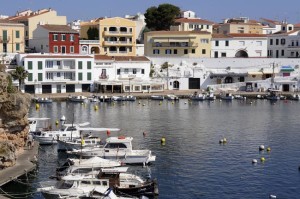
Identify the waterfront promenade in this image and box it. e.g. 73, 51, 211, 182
0, 142, 38, 188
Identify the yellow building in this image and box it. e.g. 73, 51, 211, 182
215, 18, 263, 34
144, 31, 211, 58
8, 8, 67, 47
0, 19, 25, 53
80, 17, 136, 56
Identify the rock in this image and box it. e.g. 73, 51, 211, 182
0, 141, 16, 169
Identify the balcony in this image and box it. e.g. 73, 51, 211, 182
0, 36, 10, 43
152, 42, 198, 48
103, 41, 132, 46
79, 40, 100, 45
104, 31, 133, 36
287, 44, 300, 49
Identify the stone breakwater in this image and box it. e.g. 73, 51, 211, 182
0, 65, 31, 169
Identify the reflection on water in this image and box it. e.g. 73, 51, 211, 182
2, 99, 300, 199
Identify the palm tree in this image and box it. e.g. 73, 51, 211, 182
10, 66, 28, 91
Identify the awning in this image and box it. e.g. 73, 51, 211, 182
261, 69, 279, 74
280, 66, 294, 72
248, 71, 263, 75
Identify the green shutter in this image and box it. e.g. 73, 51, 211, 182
78, 73, 82, 80
28, 61, 32, 70
38, 73, 43, 81
87, 72, 91, 80
16, 43, 20, 51
87, 61, 91, 69
16, 31, 20, 38
28, 73, 33, 81
38, 61, 43, 70
78, 61, 82, 69
2, 30, 7, 41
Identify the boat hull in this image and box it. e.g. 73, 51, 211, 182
115, 180, 159, 197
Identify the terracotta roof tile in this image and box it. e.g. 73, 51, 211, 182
175, 18, 214, 25
40, 24, 78, 33
261, 18, 281, 25
24, 55, 93, 59
146, 30, 211, 35
212, 33, 267, 39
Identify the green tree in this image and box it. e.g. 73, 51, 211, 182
10, 66, 28, 91
87, 27, 99, 40
144, 4, 180, 30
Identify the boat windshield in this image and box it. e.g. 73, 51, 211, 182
57, 180, 74, 189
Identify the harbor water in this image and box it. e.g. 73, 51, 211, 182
2, 99, 300, 199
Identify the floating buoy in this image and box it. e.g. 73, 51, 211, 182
143, 104, 146, 106
269, 194, 277, 199
259, 145, 265, 151
220, 99, 222, 102
252, 159, 258, 164
60, 115, 66, 121
81, 102, 83, 105
184, 102, 187, 104
55, 120, 59, 126
260, 157, 265, 162
250, 101, 253, 104
94, 105, 98, 110
122, 103, 125, 105
267, 147, 271, 152
161, 137, 166, 143
223, 138, 227, 143
219, 139, 224, 144
143, 132, 146, 137
138, 101, 141, 104
172, 102, 174, 104
106, 130, 111, 136
35, 103, 40, 109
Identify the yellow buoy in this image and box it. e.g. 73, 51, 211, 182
81, 102, 83, 105
55, 120, 59, 126
161, 137, 166, 143
35, 104, 40, 109
261, 157, 265, 162
267, 147, 271, 152
94, 105, 98, 110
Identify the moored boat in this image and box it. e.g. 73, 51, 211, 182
150, 95, 164, 100
69, 95, 88, 102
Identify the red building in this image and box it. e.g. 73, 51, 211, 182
31, 24, 80, 54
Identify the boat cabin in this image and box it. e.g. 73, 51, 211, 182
104, 137, 133, 152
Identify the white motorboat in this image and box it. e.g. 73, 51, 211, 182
34, 122, 120, 145
165, 94, 179, 100
57, 136, 103, 152
289, 94, 300, 100
206, 92, 216, 100
150, 95, 164, 100
69, 95, 88, 102
34, 97, 53, 103
99, 95, 112, 102
28, 117, 51, 133
56, 157, 122, 177
38, 167, 158, 198
190, 93, 206, 101
69, 136, 156, 165
220, 93, 234, 100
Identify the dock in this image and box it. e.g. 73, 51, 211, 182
0, 142, 39, 187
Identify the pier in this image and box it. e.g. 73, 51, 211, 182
0, 142, 39, 187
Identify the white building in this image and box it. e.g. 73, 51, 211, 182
125, 13, 146, 43
68, 19, 81, 32
267, 29, 300, 58
261, 18, 292, 34
170, 18, 214, 33
93, 55, 164, 93
179, 10, 197, 19
16, 53, 94, 94
211, 33, 268, 58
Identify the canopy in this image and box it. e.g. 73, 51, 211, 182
280, 66, 294, 72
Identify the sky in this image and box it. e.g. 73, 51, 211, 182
1, 0, 300, 24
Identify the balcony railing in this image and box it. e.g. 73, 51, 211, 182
79, 40, 100, 44
152, 42, 198, 47
104, 31, 133, 36
0, 36, 10, 43
103, 41, 132, 46
287, 44, 300, 48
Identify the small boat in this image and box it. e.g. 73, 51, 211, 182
289, 94, 300, 100
111, 96, 124, 101
165, 94, 179, 100
220, 93, 234, 100
80, 188, 138, 199
234, 95, 246, 100
38, 167, 158, 198
28, 117, 51, 133
57, 136, 103, 152
266, 90, 281, 101
150, 95, 164, 100
68, 136, 156, 165
56, 157, 122, 177
206, 92, 216, 100
88, 95, 99, 102
69, 95, 87, 102
99, 95, 112, 102
34, 97, 53, 103
122, 95, 136, 101
190, 92, 206, 101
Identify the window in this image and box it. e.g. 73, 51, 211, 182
46, 73, 53, 80
15, 30, 20, 38
57, 72, 61, 77
207, 25, 209, 29
141, 69, 145, 74
70, 46, 74, 53
16, 43, 20, 51
288, 26, 293, 31
174, 49, 177, 54
53, 34, 58, 41
53, 46, 58, 53
38, 61, 43, 70
61, 34, 66, 41
270, 39, 273, 45
276, 39, 279, 45
41, 44, 43, 50
38, 73, 43, 81
28, 73, 33, 81
78, 73, 82, 80
200, 39, 209, 43
239, 41, 245, 46
165, 49, 171, 54
225, 40, 229, 46
221, 52, 226, 57
78, 61, 82, 69
128, 47, 132, 52
184, 49, 188, 54
124, 69, 129, 74
153, 49, 160, 54
202, 49, 206, 54
87, 61, 92, 69
129, 28, 132, 33
281, 39, 285, 45
215, 40, 219, 46
281, 50, 285, 56
192, 49, 195, 54
117, 69, 120, 75
133, 68, 137, 74
28, 61, 32, 70
87, 72, 91, 80
70, 34, 74, 41
189, 24, 193, 29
